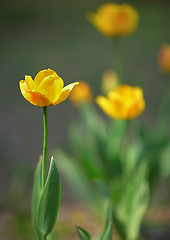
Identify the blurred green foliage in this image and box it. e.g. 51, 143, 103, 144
0, 0, 170, 239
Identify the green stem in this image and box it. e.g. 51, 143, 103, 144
157, 74, 170, 137
42, 106, 48, 189
112, 38, 123, 83
121, 120, 131, 178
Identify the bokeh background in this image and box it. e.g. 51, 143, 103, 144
0, 0, 170, 239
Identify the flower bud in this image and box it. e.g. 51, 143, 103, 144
101, 70, 119, 95
159, 44, 170, 74
69, 81, 92, 106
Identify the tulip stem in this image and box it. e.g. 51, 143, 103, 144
121, 120, 131, 177
112, 38, 123, 83
42, 106, 48, 189
157, 75, 170, 137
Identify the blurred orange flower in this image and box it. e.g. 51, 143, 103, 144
70, 81, 92, 106
19, 69, 79, 107
96, 85, 145, 120
101, 70, 118, 95
159, 44, 170, 74
87, 3, 139, 37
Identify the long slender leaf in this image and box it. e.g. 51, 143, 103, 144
100, 223, 112, 240
38, 157, 61, 237
55, 149, 101, 208
100, 200, 112, 239
47, 232, 55, 240
100, 200, 113, 240
32, 157, 42, 240
76, 226, 91, 240
116, 162, 149, 240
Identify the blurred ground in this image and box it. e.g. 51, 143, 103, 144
0, 202, 101, 240
0, 0, 170, 239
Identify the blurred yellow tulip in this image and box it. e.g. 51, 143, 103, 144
96, 85, 145, 120
101, 70, 119, 95
159, 44, 170, 74
69, 81, 92, 106
19, 69, 79, 107
87, 3, 139, 37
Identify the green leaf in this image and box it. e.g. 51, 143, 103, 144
112, 208, 126, 240
100, 200, 113, 240
100, 223, 112, 240
32, 157, 42, 240
47, 232, 55, 240
38, 157, 61, 237
69, 120, 106, 179
55, 150, 101, 208
104, 200, 112, 228
76, 227, 91, 240
116, 162, 149, 240
107, 120, 127, 160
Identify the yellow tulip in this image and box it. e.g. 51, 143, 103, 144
19, 69, 79, 107
87, 3, 139, 37
101, 70, 119, 95
96, 85, 145, 120
69, 81, 92, 106
159, 44, 170, 74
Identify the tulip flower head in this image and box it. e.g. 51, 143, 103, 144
159, 44, 170, 74
69, 81, 93, 106
101, 70, 119, 95
96, 85, 145, 120
19, 69, 79, 107
87, 3, 139, 37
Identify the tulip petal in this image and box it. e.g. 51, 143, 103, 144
127, 102, 140, 119
20, 80, 50, 106
38, 75, 61, 90
20, 80, 29, 92
23, 90, 50, 107
133, 87, 144, 99
53, 82, 79, 106
87, 3, 139, 37
103, 85, 145, 119
34, 69, 58, 85
41, 77, 64, 104
69, 81, 92, 106
96, 96, 121, 119
127, 96, 145, 119
108, 91, 125, 115
25, 75, 35, 90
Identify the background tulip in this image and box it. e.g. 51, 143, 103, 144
101, 70, 119, 95
96, 85, 145, 120
87, 3, 139, 37
69, 81, 92, 106
159, 44, 170, 74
